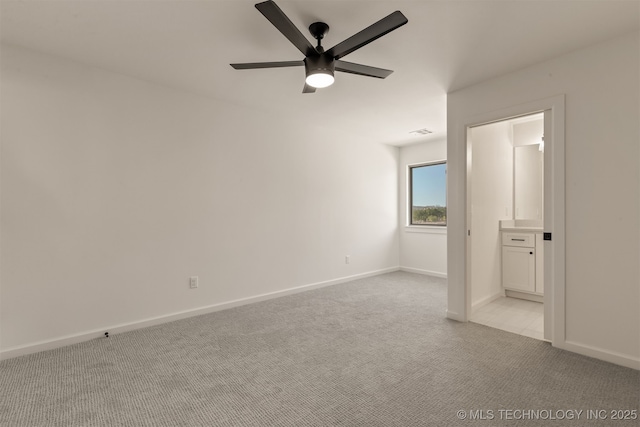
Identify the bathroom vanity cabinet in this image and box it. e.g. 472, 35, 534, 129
501, 230, 544, 297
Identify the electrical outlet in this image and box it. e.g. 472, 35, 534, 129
345, 255, 350, 264
189, 276, 198, 289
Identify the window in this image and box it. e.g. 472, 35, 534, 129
409, 162, 447, 226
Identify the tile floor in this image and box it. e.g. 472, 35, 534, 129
470, 296, 545, 341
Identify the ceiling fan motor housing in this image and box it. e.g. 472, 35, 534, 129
304, 54, 335, 77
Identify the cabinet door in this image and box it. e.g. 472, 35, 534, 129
502, 246, 535, 292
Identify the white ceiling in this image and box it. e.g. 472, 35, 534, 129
1, 0, 638, 146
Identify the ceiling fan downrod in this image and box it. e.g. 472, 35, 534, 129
308, 22, 329, 51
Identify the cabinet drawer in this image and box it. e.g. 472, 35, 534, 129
502, 232, 535, 248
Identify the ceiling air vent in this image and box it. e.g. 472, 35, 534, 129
409, 128, 433, 136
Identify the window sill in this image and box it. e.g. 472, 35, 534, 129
404, 226, 447, 234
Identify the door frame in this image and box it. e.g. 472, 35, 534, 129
460, 95, 565, 347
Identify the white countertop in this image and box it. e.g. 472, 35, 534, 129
499, 219, 543, 232
501, 227, 543, 232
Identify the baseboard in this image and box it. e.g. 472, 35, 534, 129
0, 266, 400, 360
446, 310, 466, 322
505, 289, 543, 303
471, 292, 502, 314
399, 266, 447, 278
561, 340, 640, 371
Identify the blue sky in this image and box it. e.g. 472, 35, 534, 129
412, 163, 446, 207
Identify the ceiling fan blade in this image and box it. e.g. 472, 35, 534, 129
302, 83, 316, 94
326, 11, 408, 60
230, 60, 304, 69
335, 60, 393, 79
255, 1, 317, 57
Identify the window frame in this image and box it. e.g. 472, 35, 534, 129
408, 161, 447, 228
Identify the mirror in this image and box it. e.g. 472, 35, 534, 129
514, 144, 543, 220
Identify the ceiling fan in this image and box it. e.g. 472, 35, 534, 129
230, 0, 408, 93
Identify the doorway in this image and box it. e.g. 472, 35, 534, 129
447, 94, 565, 349
467, 112, 545, 340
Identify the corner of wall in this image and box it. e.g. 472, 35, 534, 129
398, 138, 448, 278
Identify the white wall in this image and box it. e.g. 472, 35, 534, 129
469, 122, 513, 308
448, 32, 640, 368
512, 119, 543, 147
398, 139, 447, 277
0, 45, 400, 356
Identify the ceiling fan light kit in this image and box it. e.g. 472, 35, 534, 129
304, 55, 335, 88
230, 0, 408, 93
